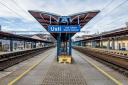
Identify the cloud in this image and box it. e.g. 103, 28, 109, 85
0, 0, 127, 36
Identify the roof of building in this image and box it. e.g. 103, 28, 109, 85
81, 35, 93, 39
29, 10, 100, 41
21, 34, 55, 41
80, 27, 128, 41
0, 31, 52, 43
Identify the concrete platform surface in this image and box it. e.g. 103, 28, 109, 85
74, 49, 128, 85
0, 48, 127, 85
0, 48, 55, 85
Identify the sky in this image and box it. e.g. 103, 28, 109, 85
0, 0, 128, 37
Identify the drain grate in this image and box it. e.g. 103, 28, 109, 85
42, 61, 87, 85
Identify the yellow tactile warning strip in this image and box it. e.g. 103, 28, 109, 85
78, 54, 123, 85
8, 54, 50, 85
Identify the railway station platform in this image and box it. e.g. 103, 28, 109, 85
0, 48, 127, 85
0, 3, 127, 85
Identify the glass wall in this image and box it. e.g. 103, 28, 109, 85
0, 39, 10, 52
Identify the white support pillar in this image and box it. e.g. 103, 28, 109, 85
107, 38, 110, 49
112, 37, 115, 50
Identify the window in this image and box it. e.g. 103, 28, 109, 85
122, 43, 125, 48
118, 43, 121, 49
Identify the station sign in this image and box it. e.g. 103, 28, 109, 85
48, 25, 80, 33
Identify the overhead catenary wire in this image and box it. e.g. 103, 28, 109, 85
12, 0, 27, 12
11, 0, 31, 17
94, 0, 128, 26
100, 0, 114, 11
9, 0, 49, 30
0, 0, 43, 34
100, 17, 128, 27
0, 0, 26, 19
85, 0, 114, 26
87, 0, 128, 34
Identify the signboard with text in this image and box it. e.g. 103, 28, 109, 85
48, 25, 80, 33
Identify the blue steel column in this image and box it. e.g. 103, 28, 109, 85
57, 34, 59, 56
65, 33, 68, 54
69, 34, 72, 56
66, 41, 67, 54
57, 33, 61, 60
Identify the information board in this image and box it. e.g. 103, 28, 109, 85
48, 25, 80, 33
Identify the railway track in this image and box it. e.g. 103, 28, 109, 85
73, 46, 128, 77
0, 46, 54, 71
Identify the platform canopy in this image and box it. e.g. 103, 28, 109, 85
29, 10, 100, 41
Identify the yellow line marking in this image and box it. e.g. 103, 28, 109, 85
78, 53, 123, 85
8, 54, 50, 85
